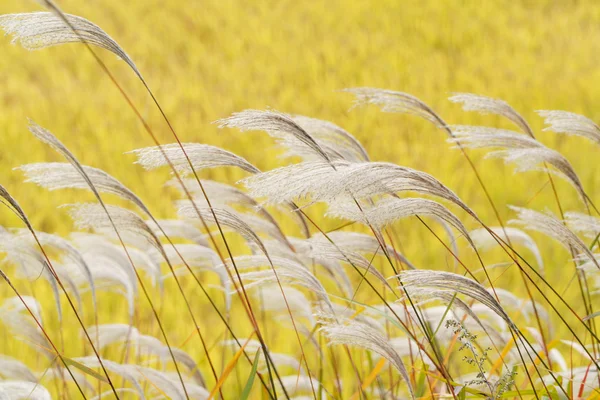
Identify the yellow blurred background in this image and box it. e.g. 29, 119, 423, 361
0, 0, 599, 396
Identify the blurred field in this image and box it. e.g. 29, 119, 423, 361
0, 0, 599, 397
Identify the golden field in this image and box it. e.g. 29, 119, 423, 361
0, 0, 599, 398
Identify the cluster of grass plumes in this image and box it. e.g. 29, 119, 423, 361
0, 2, 598, 400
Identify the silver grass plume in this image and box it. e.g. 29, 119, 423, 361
0, 355, 37, 382
243, 161, 474, 217
400, 287, 489, 335
147, 219, 208, 246
129, 143, 260, 175
538, 110, 600, 146
290, 115, 370, 162
73, 357, 145, 398
449, 93, 533, 136
310, 231, 416, 269
220, 255, 333, 311
0, 231, 62, 320
0, 307, 53, 360
0, 12, 141, 79
329, 197, 474, 247
470, 227, 544, 270
177, 202, 268, 256
395, 270, 514, 328
88, 324, 205, 386
303, 237, 392, 289
66, 203, 163, 253
0, 381, 51, 400
217, 109, 331, 163
318, 310, 414, 399
17, 162, 151, 216
564, 211, 600, 239
509, 206, 597, 267
344, 87, 445, 128
449, 125, 586, 200
13, 229, 97, 308
251, 284, 315, 326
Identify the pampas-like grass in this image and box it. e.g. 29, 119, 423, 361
538, 110, 600, 146
0, 380, 51, 400
449, 93, 533, 136
291, 115, 370, 162
449, 126, 586, 200
509, 206, 597, 266
129, 143, 260, 175
395, 270, 514, 327
470, 227, 544, 269
329, 197, 473, 247
217, 110, 331, 163
318, 310, 414, 399
0, 12, 141, 79
345, 87, 445, 128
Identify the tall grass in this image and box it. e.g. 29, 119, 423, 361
0, 2, 598, 399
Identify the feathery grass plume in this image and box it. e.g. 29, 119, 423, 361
289, 115, 370, 162
329, 197, 474, 247
0, 355, 37, 382
0, 12, 141, 79
0, 308, 53, 360
88, 324, 205, 386
402, 287, 491, 336
318, 310, 415, 399
311, 231, 416, 269
261, 237, 354, 296
146, 219, 208, 246
43, 367, 95, 393
509, 206, 597, 267
564, 211, 600, 238
17, 162, 151, 216
1, 296, 44, 327
244, 161, 475, 218
303, 237, 391, 288
66, 203, 163, 253
0, 381, 51, 400
449, 125, 587, 200
449, 93, 532, 136
538, 110, 600, 146
470, 227, 544, 270
74, 357, 145, 398
344, 87, 445, 128
0, 232, 63, 320
221, 255, 334, 311
177, 202, 269, 256
251, 284, 315, 326
217, 109, 332, 162
129, 143, 260, 175
395, 270, 514, 327
14, 229, 97, 309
